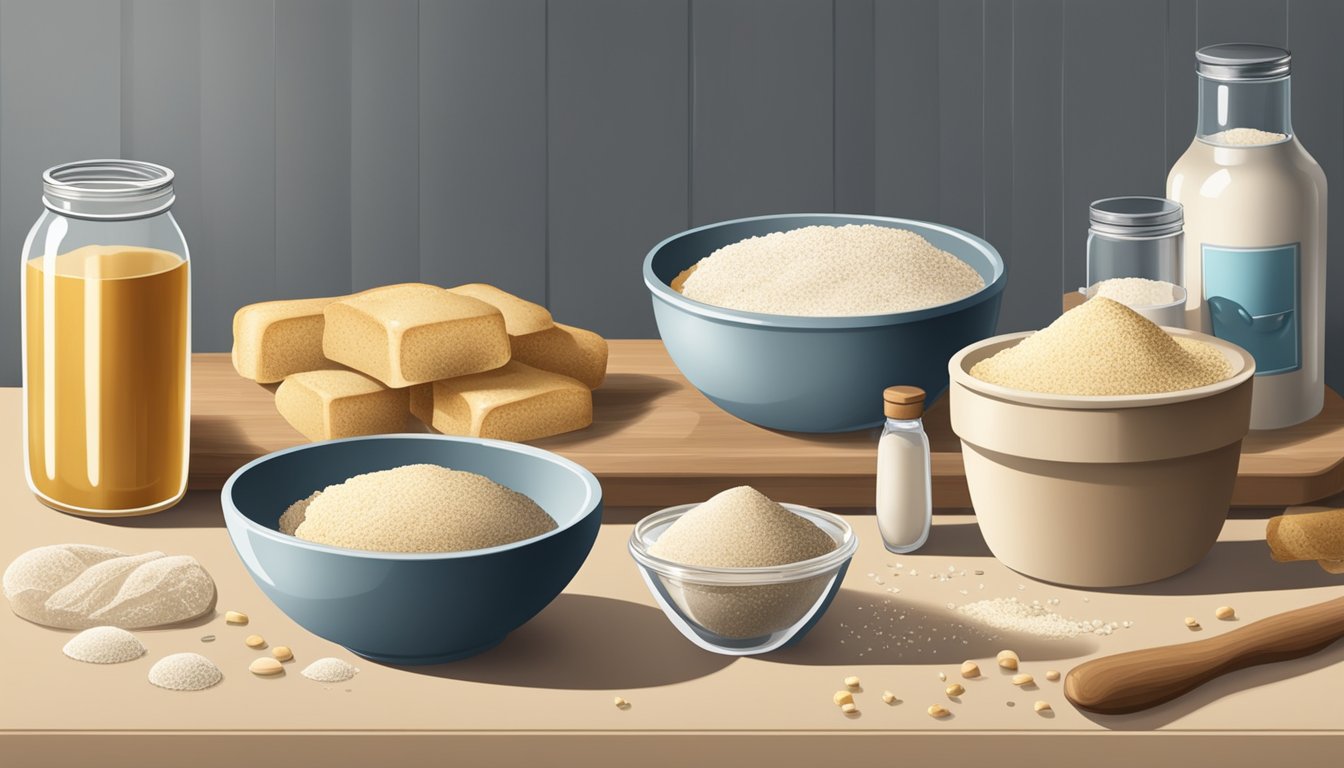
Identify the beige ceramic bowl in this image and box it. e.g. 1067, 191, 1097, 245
948, 328, 1255, 587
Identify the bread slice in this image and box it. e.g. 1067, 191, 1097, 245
275, 369, 409, 442
232, 296, 342, 383
509, 323, 609, 389
322, 283, 510, 388
422, 361, 592, 442
447, 283, 554, 336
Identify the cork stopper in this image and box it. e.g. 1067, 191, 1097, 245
884, 386, 925, 420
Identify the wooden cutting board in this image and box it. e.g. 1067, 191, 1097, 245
177, 341, 1344, 508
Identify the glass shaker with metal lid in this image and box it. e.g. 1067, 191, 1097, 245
1084, 196, 1187, 328
21, 159, 191, 516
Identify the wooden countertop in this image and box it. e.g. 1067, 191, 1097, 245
185, 344, 1344, 508
2, 480, 1342, 762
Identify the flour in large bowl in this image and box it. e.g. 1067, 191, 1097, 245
673, 224, 985, 316
279, 464, 556, 554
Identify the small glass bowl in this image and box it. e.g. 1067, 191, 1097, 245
628, 503, 858, 656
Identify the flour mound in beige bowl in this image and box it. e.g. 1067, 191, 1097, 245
280, 464, 556, 554
969, 297, 1231, 396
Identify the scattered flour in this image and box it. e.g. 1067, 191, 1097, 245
957, 598, 1123, 639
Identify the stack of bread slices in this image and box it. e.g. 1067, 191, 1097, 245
231, 283, 607, 443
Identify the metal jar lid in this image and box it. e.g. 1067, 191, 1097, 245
42, 159, 176, 221
1196, 43, 1291, 81
1088, 197, 1184, 238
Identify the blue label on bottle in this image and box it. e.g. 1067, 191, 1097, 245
1202, 243, 1300, 375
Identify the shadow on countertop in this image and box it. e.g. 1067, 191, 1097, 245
394, 593, 735, 688
534, 373, 681, 445
911, 519, 995, 558
84, 490, 227, 529
762, 587, 1098, 666
902, 517, 1342, 595
1092, 540, 1344, 596
1076, 637, 1344, 730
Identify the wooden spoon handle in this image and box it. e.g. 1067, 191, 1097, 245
1065, 595, 1344, 714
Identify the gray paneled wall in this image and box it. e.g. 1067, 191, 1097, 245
0, 0, 1341, 389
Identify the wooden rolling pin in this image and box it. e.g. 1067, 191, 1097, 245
1065, 595, 1344, 714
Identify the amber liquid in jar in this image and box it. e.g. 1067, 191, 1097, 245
24, 245, 189, 515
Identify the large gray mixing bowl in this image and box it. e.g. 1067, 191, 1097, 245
644, 213, 1006, 432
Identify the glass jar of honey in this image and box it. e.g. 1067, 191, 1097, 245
21, 160, 191, 516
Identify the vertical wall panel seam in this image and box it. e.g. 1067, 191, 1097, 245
346, 0, 354, 294
342, 0, 350, 292
544, 0, 551, 308
416, 0, 423, 282
1059, 0, 1066, 294
115, 2, 124, 156
687, 0, 694, 228
415, 0, 422, 285
936, 3, 943, 219
0, 7, 3, 340
1163, 0, 1169, 170
271, 0, 278, 296
120, 0, 132, 159
831, 0, 837, 213
981, 0, 987, 238
198, 2, 207, 283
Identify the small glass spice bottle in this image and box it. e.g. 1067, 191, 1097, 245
876, 386, 931, 554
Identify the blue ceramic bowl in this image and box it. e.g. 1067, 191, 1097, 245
644, 213, 1006, 432
221, 435, 602, 664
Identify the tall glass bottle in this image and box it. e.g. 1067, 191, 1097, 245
1167, 44, 1327, 430
22, 160, 191, 516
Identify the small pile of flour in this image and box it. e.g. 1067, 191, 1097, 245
63, 626, 146, 664
301, 657, 359, 683
148, 653, 222, 691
